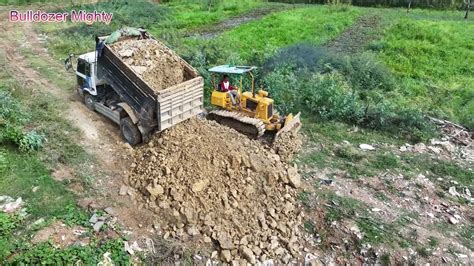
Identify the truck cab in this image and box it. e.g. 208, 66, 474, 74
75, 51, 105, 97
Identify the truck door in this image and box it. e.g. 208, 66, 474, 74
76, 59, 97, 95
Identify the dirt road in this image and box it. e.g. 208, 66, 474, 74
0, 9, 158, 241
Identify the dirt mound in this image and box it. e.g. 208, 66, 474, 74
129, 118, 305, 263
273, 132, 303, 163
111, 39, 185, 91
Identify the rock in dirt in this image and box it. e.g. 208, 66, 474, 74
104, 207, 116, 216
359, 144, 375, 151
119, 185, 129, 196
287, 166, 301, 188
89, 213, 98, 224
448, 186, 460, 197
0, 196, 23, 213
240, 246, 256, 264
191, 179, 208, 193
272, 131, 302, 162
110, 39, 186, 92
129, 118, 303, 262
93, 221, 104, 232
448, 216, 459, 225
146, 184, 164, 197
220, 250, 232, 263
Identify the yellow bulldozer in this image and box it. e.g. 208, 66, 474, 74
208, 65, 301, 140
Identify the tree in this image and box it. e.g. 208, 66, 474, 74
465, 0, 473, 19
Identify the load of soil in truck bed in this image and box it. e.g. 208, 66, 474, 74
110, 38, 186, 92
128, 117, 305, 263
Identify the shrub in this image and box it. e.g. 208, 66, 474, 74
261, 50, 435, 141
19, 131, 44, 152
0, 90, 44, 151
264, 45, 397, 94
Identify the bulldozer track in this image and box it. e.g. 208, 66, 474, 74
208, 110, 266, 138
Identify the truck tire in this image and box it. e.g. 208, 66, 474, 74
84, 94, 96, 111
120, 117, 142, 146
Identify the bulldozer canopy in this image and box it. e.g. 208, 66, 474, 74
208, 65, 256, 75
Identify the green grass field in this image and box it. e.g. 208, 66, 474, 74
201, 6, 362, 61
373, 9, 474, 128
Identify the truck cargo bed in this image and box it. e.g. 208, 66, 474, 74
96, 31, 204, 137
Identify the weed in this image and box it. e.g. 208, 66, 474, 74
10, 238, 129, 264
416, 246, 431, 258
379, 252, 391, 265
374, 191, 389, 202
428, 236, 439, 247
298, 191, 311, 206
19, 130, 44, 152
304, 220, 317, 235
61, 205, 90, 227
263, 57, 435, 140
370, 153, 400, 169
399, 239, 411, 248
0, 213, 19, 237
322, 192, 365, 222
357, 217, 394, 244
458, 225, 473, 250
211, 6, 362, 62
335, 146, 365, 162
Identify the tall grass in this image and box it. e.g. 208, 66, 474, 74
207, 6, 362, 62
372, 15, 474, 128
162, 0, 264, 30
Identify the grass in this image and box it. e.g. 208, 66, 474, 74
0, 146, 77, 217
321, 191, 401, 245
195, 6, 362, 62
163, 0, 265, 32
0, 23, 129, 262
300, 121, 408, 178
373, 9, 474, 128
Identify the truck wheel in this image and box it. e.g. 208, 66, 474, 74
84, 94, 96, 111
120, 117, 142, 146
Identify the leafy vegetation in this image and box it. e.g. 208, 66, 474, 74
262, 49, 436, 140
10, 239, 129, 265
0, 89, 44, 152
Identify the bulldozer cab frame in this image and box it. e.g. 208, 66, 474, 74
209, 65, 257, 96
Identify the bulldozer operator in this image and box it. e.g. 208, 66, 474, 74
218, 74, 239, 105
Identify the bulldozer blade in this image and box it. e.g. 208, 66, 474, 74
275, 112, 302, 139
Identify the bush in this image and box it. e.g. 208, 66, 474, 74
264, 45, 396, 93
19, 131, 44, 152
0, 90, 44, 151
262, 56, 435, 140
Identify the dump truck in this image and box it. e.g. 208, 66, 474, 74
65, 28, 204, 145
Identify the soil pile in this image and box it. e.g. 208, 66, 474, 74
273, 131, 303, 163
129, 118, 305, 263
111, 39, 185, 91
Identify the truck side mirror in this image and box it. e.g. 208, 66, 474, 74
64, 54, 76, 72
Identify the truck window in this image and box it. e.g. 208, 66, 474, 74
77, 59, 91, 76
77, 59, 86, 75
